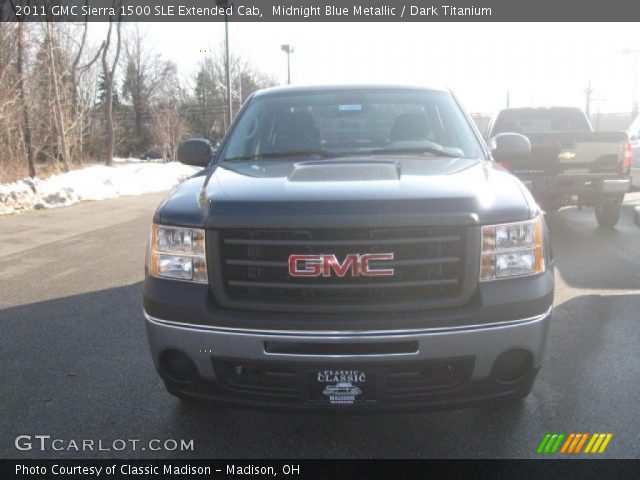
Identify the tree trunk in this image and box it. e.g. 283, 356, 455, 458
101, 18, 122, 166
17, 22, 36, 178
104, 91, 114, 166
46, 22, 70, 172
70, 21, 87, 165
135, 107, 142, 138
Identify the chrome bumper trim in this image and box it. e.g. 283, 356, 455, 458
143, 306, 553, 338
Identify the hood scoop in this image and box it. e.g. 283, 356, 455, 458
288, 160, 400, 182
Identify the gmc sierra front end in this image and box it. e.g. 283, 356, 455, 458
143, 85, 554, 412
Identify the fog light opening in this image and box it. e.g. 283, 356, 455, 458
159, 349, 198, 383
492, 348, 533, 384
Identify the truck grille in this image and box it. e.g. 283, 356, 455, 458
214, 226, 466, 309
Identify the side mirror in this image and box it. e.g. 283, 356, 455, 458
177, 138, 213, 167
634, 206, 640, 228
490, 132, 531, 162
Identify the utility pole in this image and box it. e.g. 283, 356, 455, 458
590, 97, 607, 131
202, 73, 208, 138
281, 44, 294, 85
622, 49, 640, 119
224, 10, 232, 126
584, 81, 593, 118
217, 0, 233, 128
506, 90, 510, 108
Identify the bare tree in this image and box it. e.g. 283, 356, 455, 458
1, 17, 280, 182
101, 7, 122, 166
151, 62, 190, 162
0, 23, 24, 182
122, 26, 171, 146
16, 21, 36, 178
70, 17, 89, 110
45, 22, 71, 171
70, 18, 104, 164
189, 46, 276, 140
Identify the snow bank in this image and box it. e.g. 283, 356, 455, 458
0, 160, 199, 216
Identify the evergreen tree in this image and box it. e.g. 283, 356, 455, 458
96, 71, 120, 109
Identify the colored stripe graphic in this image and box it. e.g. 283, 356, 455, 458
539, 433, 613, 454
550, 434, 565, 453
544, 434, 558, 453
574, 433, 589, 453
584, 433, 599, 453
585, 433, 614, 454
598, 434, 613, 453
537, 434, 552, 453
537, 433, 565, 453
567, 433, 583, 453
560, 433, 575, 453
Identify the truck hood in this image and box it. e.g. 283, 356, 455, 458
154, 157, 535, 228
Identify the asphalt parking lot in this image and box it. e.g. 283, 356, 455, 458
1, 192, 639, 459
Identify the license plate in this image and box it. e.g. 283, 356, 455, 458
309, 369, 375, 405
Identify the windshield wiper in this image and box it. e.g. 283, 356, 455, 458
225, 149, 339, 162
368, 147, 460, 158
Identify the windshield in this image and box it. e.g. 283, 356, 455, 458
492, 109, 591, 135
220, 89, 484, 161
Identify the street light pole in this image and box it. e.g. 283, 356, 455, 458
584, 80, 593, 118
225, 13, 232, 125
217, 0, 233, 128
622, 48, 640, 119
281, 44, 294, 85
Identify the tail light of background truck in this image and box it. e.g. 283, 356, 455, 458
623, 140, 633, 172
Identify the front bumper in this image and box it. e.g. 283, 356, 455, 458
144, 305, 552, 412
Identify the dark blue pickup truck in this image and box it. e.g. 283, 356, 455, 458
143, 85, 554, 412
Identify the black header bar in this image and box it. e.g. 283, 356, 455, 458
1, 0, 640, 22
2, 459, 640, 480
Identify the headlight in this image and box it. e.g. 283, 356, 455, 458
480, 215, 545, 281
148, 225, 208, 283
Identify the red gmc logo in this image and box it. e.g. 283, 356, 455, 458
288, 253, 395, 277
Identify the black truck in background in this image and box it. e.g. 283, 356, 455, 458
486, 107, 632, 227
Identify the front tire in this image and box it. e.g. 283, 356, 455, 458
595, 198, 622, 228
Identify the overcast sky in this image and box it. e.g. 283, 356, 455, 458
94, 22, 640, 114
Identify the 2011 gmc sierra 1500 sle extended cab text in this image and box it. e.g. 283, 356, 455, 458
143, 85, 554, 412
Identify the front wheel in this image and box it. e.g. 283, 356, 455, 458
595, 198, 623, 228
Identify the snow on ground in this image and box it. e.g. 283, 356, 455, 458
0, 159, 199, 216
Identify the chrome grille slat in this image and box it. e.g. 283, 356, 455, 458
224, 257, 461, 268
227, 279, 459, 290
223, 235, 461, 247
